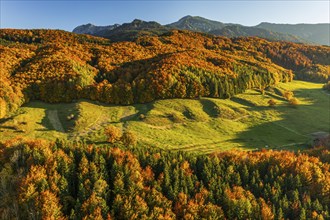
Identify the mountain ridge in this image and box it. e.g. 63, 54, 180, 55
256, 22, 330, 45
72, 16, 329, 45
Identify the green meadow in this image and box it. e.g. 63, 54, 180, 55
1, 80, 329, 153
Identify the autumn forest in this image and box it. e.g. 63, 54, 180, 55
0, 25, 330, 220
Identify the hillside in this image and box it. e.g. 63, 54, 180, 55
1, 81, 329, 153
72, 23, 120, 35
0, 29, 329, 119
257, 22, 330, 46
1, 26, 330, 220
94, 19, 170, 42
210, 25, 304, 43
1, 136, 329, 219
166, 15, 227, 32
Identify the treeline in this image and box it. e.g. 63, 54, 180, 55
0, 29, 329, 118
0, 138, 329, 219
323, 81, 330, 92
231, 37, 330, 82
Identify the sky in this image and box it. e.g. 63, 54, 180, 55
1, 0, 329, 31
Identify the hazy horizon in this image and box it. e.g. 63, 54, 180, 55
1, 1, 329, 31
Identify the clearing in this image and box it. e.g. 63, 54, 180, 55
1, 80, 329, 153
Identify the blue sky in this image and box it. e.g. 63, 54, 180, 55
1, 1, 329, 31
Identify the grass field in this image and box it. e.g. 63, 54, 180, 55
1, 80, 329, 153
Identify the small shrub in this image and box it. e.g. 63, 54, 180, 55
139, 114, 145, 120
268, 99, 277, 107
282, 91, 294, 100
104, 125, 122, 143
323, 81, 330, 91
121, 130, 137, 146
289, 98, 299, 106
168, 113, 184, 123
67, 114, 75, 120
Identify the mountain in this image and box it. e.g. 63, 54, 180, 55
257, 22, 330, 45
166, 15, 228, 32
210, 25, 305, 43
95, 19, 169, 41
73, 16, 329, 44
72, 23, 119, 35
73, 19, 169, 42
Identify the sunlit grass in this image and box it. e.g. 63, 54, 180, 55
1, 81, 328, 153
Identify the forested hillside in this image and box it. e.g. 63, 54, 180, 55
1, 29, 329, 118
0, 138, 329, 219
257, 22, 330, 46
1, 28, 330, 220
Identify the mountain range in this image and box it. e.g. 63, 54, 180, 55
73, 15, 329, 45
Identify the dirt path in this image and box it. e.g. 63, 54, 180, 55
233, 115, 250, 122
48, 110, 64, 132
120, 108, 140, 129
321, 91, 330, 96
279, 142, 305, 148
145, 123, 180, 130
272, 122, 308, 137
70, 114, 110, 140
171, 140, 227, 151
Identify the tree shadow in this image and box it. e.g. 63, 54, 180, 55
25, 101, 79, 133
232, 87, 330, 150
264, 91, 287, 102
199, 98, 220, 118
120, 102, 154, 123
230, 97, 256, 107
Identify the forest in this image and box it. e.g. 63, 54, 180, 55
0, 137, 329, 219
1, 29, 329, 118
0, 29, 330, 220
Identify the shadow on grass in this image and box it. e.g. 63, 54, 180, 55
230, 97, 256, 107
120, 102, 154, 122
199, 98, 219, 118
264, 91, 287, 102
25, 101, 79, 133
0, 112, 24, 124
232, 87, 329, 151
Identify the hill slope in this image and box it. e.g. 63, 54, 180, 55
257, 22, 330, 45
210, 25, 305, 43
166, 15, 227, 32
0, 29, 329, 119
95, 19, 169, 41
1, 81, 328, 152
72, 23, 120, 35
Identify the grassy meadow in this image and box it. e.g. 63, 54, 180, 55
1, 80, 329, 153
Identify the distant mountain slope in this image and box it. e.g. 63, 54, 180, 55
96, 19, 169, 41
257, 22, 330, 45
73, 17, 307, 43
166, 15, 227, 32
210, 25, 306, 43
72, 16, 329, 44
72, 23, 120, 35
